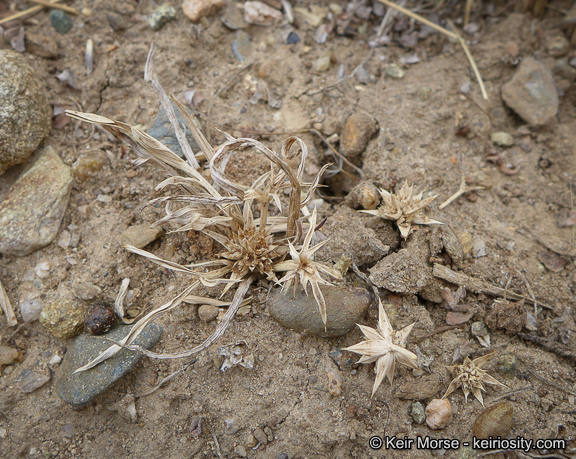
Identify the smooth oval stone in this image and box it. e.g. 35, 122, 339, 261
56, 323, 162, 406
0, 146, 72, 256
49, 10, 73, 35
267, 285, 370, 338
472, 402, 513, 439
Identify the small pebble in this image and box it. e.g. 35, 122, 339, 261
20, 298, 43, 322
340, 113, 379, 159
294, 5, 327, 26
106, 12, 125, 31
490, 131, 514, 147
232, 31, 252, 62
386, 63, 406, 79
97, 194, 112, 203
471, 321, 490, 347
346, 181, 380, 210
0, 345, 19, 365
17, 369, 50, 393
268, 285, 370, 338
147, 4, 176, 31
472, 402, 513, 439
49, 354, 62, 366
326, 368, 342, 396
121, 224, 163, 249
0, 427, 6, 439
73, 282, 102, 301
495, 354, 517, 378
328, 348, 355, 371
234, 445, 247, 457
220, 2, 246, 29
198, 304, 219, 322
244, 1, 283, 26
425, 399, 453, 429
471, 238, 486, 258
286, 31, 300, 45
85, 303, 117, 335
183, 0, 224, 22
460, 81, 472, 94
546, 35, 569, 57
410, 402, 426, 424
253, 426, 268, 445
313, 55, 331, 73
40, 298, 85, 340
50, 10, 73, 35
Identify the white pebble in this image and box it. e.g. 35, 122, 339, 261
49, 354, 62, 366
34, 262, 50, 278
20, 298, 43, 322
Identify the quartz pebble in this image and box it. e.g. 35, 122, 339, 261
244, 1, 282, 26
183, 0, 224, 22
490, 132, 514, 147
425, 399, 452, 429
20, 298, 43, 322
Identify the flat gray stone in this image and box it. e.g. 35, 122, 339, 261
0, 50, 51, 174
56, 323, 162, 406
267, 285, 370, 338
501, 58, 559, 125
0, 146, 72, 256
148, 103, 200, 158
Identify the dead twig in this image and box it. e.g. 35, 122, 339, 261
0, 0, 63, 25
413, 324, 467, 342
432, 264, 553, 310
518, 334, 576, 369
28, 0, 78, 15
439, 175, 484, 210
0, 278, 17, 327
446, 19, 488, 100
375, 0, 457, 39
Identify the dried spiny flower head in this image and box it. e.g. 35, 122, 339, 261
344, 300, 419, 397
443, 353, 506, 406
274, 208, 342, 326
361, 181, 442, 239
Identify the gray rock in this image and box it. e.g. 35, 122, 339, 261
148, 103, 201, 158
120, 223, 163, 249
0, 50, 51, 174
198, 304, 219, 322
147, 5, 176, 31
49, 10, 73, 35
56, 323, 162, 406
267, 285, 371, 338
17, 369, 50, 393
501, 58, 559, 125
0, 146, 72, 256
340, 112, 379, 159
410, 402, 426, 424
232, 31, 252, 62
106, 12, 126, 32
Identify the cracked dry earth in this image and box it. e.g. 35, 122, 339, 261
1, 1, 576, 458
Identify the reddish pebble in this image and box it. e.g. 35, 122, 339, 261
425, 399, 453, 429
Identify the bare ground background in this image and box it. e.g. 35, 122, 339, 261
1, 0, 576, 458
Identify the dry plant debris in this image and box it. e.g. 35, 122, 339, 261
443, 353, 506, 406
360, 181, 442, 239
344, 300, 419, 397
64, 72, 342, 372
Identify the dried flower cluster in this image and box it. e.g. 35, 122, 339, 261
443, 353, 506, 406
344, 300, 419, 397
361, 181, 442, 239
64, 49, 341, 372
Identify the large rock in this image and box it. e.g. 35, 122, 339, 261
0, 50, 51, 174
501, 58, 559, 125
267, 285, 371, 337
56, 323, 163, 406
0, 146, 72, 256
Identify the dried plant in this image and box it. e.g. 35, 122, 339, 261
64, 45, 341, 373
361, 181, 442, 239
443, 353, 506, 406
344, 300, 419, 397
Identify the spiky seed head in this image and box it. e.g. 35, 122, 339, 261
221, 228, 278, 280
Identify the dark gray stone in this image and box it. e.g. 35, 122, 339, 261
267, 285, 370, 338
49, 10, 73, 35
501, 58, 559, 125
56, 323, 162, 406
148, 103, 201, 158
0, 50, 51, 174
